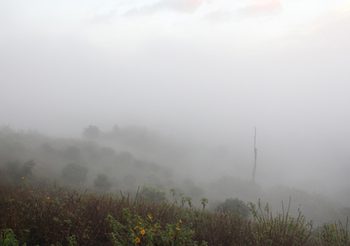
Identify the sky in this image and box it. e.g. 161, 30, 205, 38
1, 0, 350, 191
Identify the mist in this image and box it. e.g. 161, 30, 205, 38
1, 0, 350, 226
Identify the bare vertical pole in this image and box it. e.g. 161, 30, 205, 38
252, 127, 258, 183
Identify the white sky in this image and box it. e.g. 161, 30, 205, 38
1, 0, 350, 190
1, 0, 350, 134
2, 0, 350, 47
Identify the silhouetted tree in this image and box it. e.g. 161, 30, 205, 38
83, 125, 100, 139
62, 146, 81, 162
94, 174, 112, 191
61, 163, 88, 185
22, 160, 36, 177
2, 160, 36, 183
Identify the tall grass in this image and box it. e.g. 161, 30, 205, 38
0, 183, 348, 245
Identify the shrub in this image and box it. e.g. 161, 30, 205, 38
315, 220, 350, 245
215, 198, 250, 218
94, 174, 112, 191
249, 200, 313, 245
2, 183, 348, 246
0, 229, 19, 246
107, 208, 206, 246
61, 163, 88, 185
2, 160, 36, 184
139, 186, 167, 203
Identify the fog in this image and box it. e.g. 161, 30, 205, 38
1, 0, 350, 223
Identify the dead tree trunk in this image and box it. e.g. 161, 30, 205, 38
252, 127, 258, 183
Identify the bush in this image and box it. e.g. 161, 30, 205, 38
139, 186, 167, 203
249, 200, 313, 245
107, 208, 206, 246
1, 160, 36, 184
61, 163, 88, 185
94, 174, 112, 191
215, 198, 250, 218
2, 183, 349, 246
314, 220, 350, 245
0, 229, 19, 246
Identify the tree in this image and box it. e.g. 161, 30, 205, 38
62, 146, 81, 162
61, 163, 88, 185
3, 160, 36, 183
83, 125, 100, 139
21, 160, 36, 177
94, 174, 112, 191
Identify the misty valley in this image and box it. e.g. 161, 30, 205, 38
2, 0, 350, 244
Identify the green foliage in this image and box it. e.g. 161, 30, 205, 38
178, 194, 193, 208
0, 229, 19, 246
139, 186, 167, 203
315, 220, 350, 245
216, 198, 250, 218
1, 183, 350, 246
107, 208, 205, 246
200, 198, 208, 210
66, 235, 78, 246
168, 188, 183, 205
249, 200, 313, 245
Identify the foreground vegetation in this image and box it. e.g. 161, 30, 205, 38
0, 183, 349, 246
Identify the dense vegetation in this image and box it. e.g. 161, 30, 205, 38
1, 183, 349, 245
1, 127, 350, 245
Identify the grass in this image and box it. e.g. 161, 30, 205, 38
0, 183, 349, 246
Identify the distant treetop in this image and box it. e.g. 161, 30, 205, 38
83, 125, 100, 139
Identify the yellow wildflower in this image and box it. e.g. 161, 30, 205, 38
134, 237, 141, 244
140, 229, 146, 236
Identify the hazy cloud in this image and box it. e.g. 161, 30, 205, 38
204, 0, 282, 22
125, 0, 205, 16
239, 0, 282, 16
204, 10, 234, 21
1, 0, 350, 193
